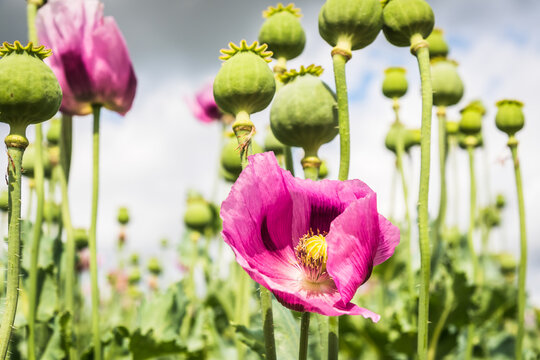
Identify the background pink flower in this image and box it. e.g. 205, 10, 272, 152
186, 83, 221, 123
221, 152, 400, 321
36, 0, 137, 116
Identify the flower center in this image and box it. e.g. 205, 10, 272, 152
295, 230, 328, 282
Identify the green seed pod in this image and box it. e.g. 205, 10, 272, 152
213, 40, 276, 115
221, 134, 263, 180
459, 101, 485, 135
458, 132, 483, 150
495, 99, 525, 136
74, 228, 89, 251
426, 28, 449, 59
382, 0, 435, 47
184, 199, 213, 231
431, 58, 464, 107
318, 0, 383, 52
0, 190, 8, 212
385, 122, 419, 153
48, 145, 60, 167
0, 42, 62, 134
495, 193, 506, 209
446, 121, 459, 136
128, 268, 141, 285
406, 129, 421, 150
147, 257, 162, 276
130, 253, 140, 266
117, 206, 130, 225
480, 206, 501, 228
22, 143, 52, 178
264, 127, 285, 155
382, 67, 408, 99
318, 160, 329, 179
270, 65, 338, 156
259, 4, 306, 61
496, 252, 516, 277
43, 201, 61, 223
46, 118, 61, 145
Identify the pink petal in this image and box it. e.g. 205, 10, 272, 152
374, 215, 400, 266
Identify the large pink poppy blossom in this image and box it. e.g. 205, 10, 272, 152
36, 0, 137, 116
186, 83, 221, 123
221, 152, 400, 321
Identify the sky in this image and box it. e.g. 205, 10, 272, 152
0, 0, 539, 301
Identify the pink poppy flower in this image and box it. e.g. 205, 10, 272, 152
186, 83, 221, 123
221, 153, 399, 321
36, 0, 137, 116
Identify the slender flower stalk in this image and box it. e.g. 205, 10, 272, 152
299, 312, 310, 360
411, 33, 433, 360
434, 107, 447, 257
88, 104, 103, 360
26, 2, 46, 359
509, 139, 527, 359
332, 51, 351, 182
0, 134, 28, 359
328, 316, 339, 360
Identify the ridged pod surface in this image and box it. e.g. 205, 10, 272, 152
318, 0, 383, 51
495, 99, 525, 136
382, 67, 408, 99
382, 0, 434, 47
270, 65, 338, 155
213, 40, 275, 115
0, 42, 62, 131
431, 58, 464, 107
259, 3, 306, 60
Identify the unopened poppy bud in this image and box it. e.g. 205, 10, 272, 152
426, 28, 448, 59
184, 199, 213, 232
214, 40, 276, 115
495, 194, 506, 209
117, 206, 130, 225
459, 101, 485, 135
0, 41, 62, 134
495, 99, 525, 137
431, 58, 464, 107
147, 257, 162, 276
318, 0, 383, 53
46, 118, 61, 145
259, 4, 306, 61
271, 65, 338, 157
44, 201, 61, 223
0, 191, 8, 212
221, 134, 263, 180
382, 0, 434, 47
382, 67, 407, 99
74, 228, 89, 251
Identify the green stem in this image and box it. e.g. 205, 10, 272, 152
466, 145, 480, 282
396, 142, 414, 296
328, 316, 339, 360
510, 141, 527, 360
427, 278, 453, 360
332, 53, 350, 182
27, 183, 34, 220
27, 123, 45, 360
299, 312, 310, 360
434, 107, 447, 266
316, 314, 329, 359
89, 104, 102, 360
260, 287, 277, 360
59, 117, 77, 360
412, 33, 433, 360
303, 165, 319, 181
61, 114, 73, 180
284, 146, 295, 176
0, 134, 28, 360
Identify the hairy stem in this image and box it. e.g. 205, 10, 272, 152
332, 53, 351, 182
299, 312, 310, 360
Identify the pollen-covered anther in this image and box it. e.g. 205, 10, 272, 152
295, 230, 328, 282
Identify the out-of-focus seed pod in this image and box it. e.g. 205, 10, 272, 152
46, 118, 61, 145
431, 58, 464, 107
446, 121, 459, 136
264, 127, 285, 155
459, 101, 485, 135
495, 99, 525, 137
184, 198, 213, 232
259, 3, 306, 61
43, 201, 61, 223
382, 67, 408, 99
0, 191, 8, 212
22, 143, 52, 178
117, 206, 130, 225
318, 160, 329, 179
128, 268, 141, 286
495, 194, 506, 209
74, 228, 89, 251
425, 28, 448, 59
221, 134, 264, 181
147, 257, 162, 276
130, 253, 139, 266
385, 122, 419, 153
382, 0, 434, 47
458, 132, 483, 150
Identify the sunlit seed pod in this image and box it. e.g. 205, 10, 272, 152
382, 67, 408, 99
318, 160, 329, 179
46, 118, 61, 145
495, 193, 506, 209
21, 143, 52, 179
264, 127, 285, 156
0, 42, 62, 131
0, 191, 8, 212
259, 3, 306, 61
405, 129, 421, 150
184, 199, 213, 232
445, 121, 459, 136
147, 257, 162, 276
431, 58, 464, 107
74, 228, 89, 251
117, 206, 130, 225
270, 65, 338, 156
495, 99, 525, 136
382, 0, 435, 47
213, 40, 276, 115
425, 28, 449, 59
459, 101, 485, 135
43, 201, 61, 224
221, 134, 263, 179
318, 0, 383, 51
